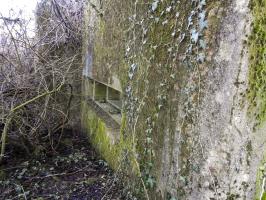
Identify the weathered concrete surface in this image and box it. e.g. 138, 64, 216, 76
81, 0, 266, 199
186, 0, 266, 198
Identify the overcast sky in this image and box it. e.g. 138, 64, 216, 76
0, 0, 38, 17
0, 0, 39, 36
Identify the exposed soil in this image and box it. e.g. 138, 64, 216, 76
0, 131, 134, 200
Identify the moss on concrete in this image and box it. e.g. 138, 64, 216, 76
255, 152, 266, 200
249, 1, 266, 197
82, 102, 117, 168
248, 0, 266, 126
81, 100, 137, 171
82, 0, 226, 199
92, 1, 129, 86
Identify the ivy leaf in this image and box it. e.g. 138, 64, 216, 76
191, 29, 199, 43
128, 72, 133, 79
187, 11, 195, 29
146, 176, 156, 188
187, 15, 193, 28
179, 176, 186, 183
162, 20, 168, 25
143, 28, 148, 36
179, 33, 186, 43
186, 44, 193, 53
171, 31, 176, 37
192, 164, 200, 173
126, 86, 132, 94
197, 53, 206, 63
168, 47, 173, 52
201, 0, 206, 5
160, 82, 166, 87
199, 0, 206, 9
166, 6, 172, 12
155, 17, 160, 23
146, 137, 153, 144
131, 63, 137, 71
199, 39, 206, 49
151, 1, 159, 12
145, 128, 152, 134
152, 45, 158, 50
170, 197, 178, 200
199, 11, 206, 20
148, 162, 153, 168
199, 19, 208, 31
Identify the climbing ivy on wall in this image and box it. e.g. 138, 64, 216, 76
85, 0, 264, 198
123, 0, 210, 198
89, 0, 227, 198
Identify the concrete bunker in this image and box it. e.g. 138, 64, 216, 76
85, 76, 122, 128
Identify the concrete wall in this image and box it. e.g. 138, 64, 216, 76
81, 0, 266, 199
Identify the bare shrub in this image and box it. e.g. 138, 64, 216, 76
0, 0, 84, 162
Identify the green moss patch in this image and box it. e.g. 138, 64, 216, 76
81, 101, 136, 170
248, 0, 266, 125
255, 151, 266, 200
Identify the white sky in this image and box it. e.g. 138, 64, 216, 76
0, 0, 39, 36
0, 0, 38, 18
